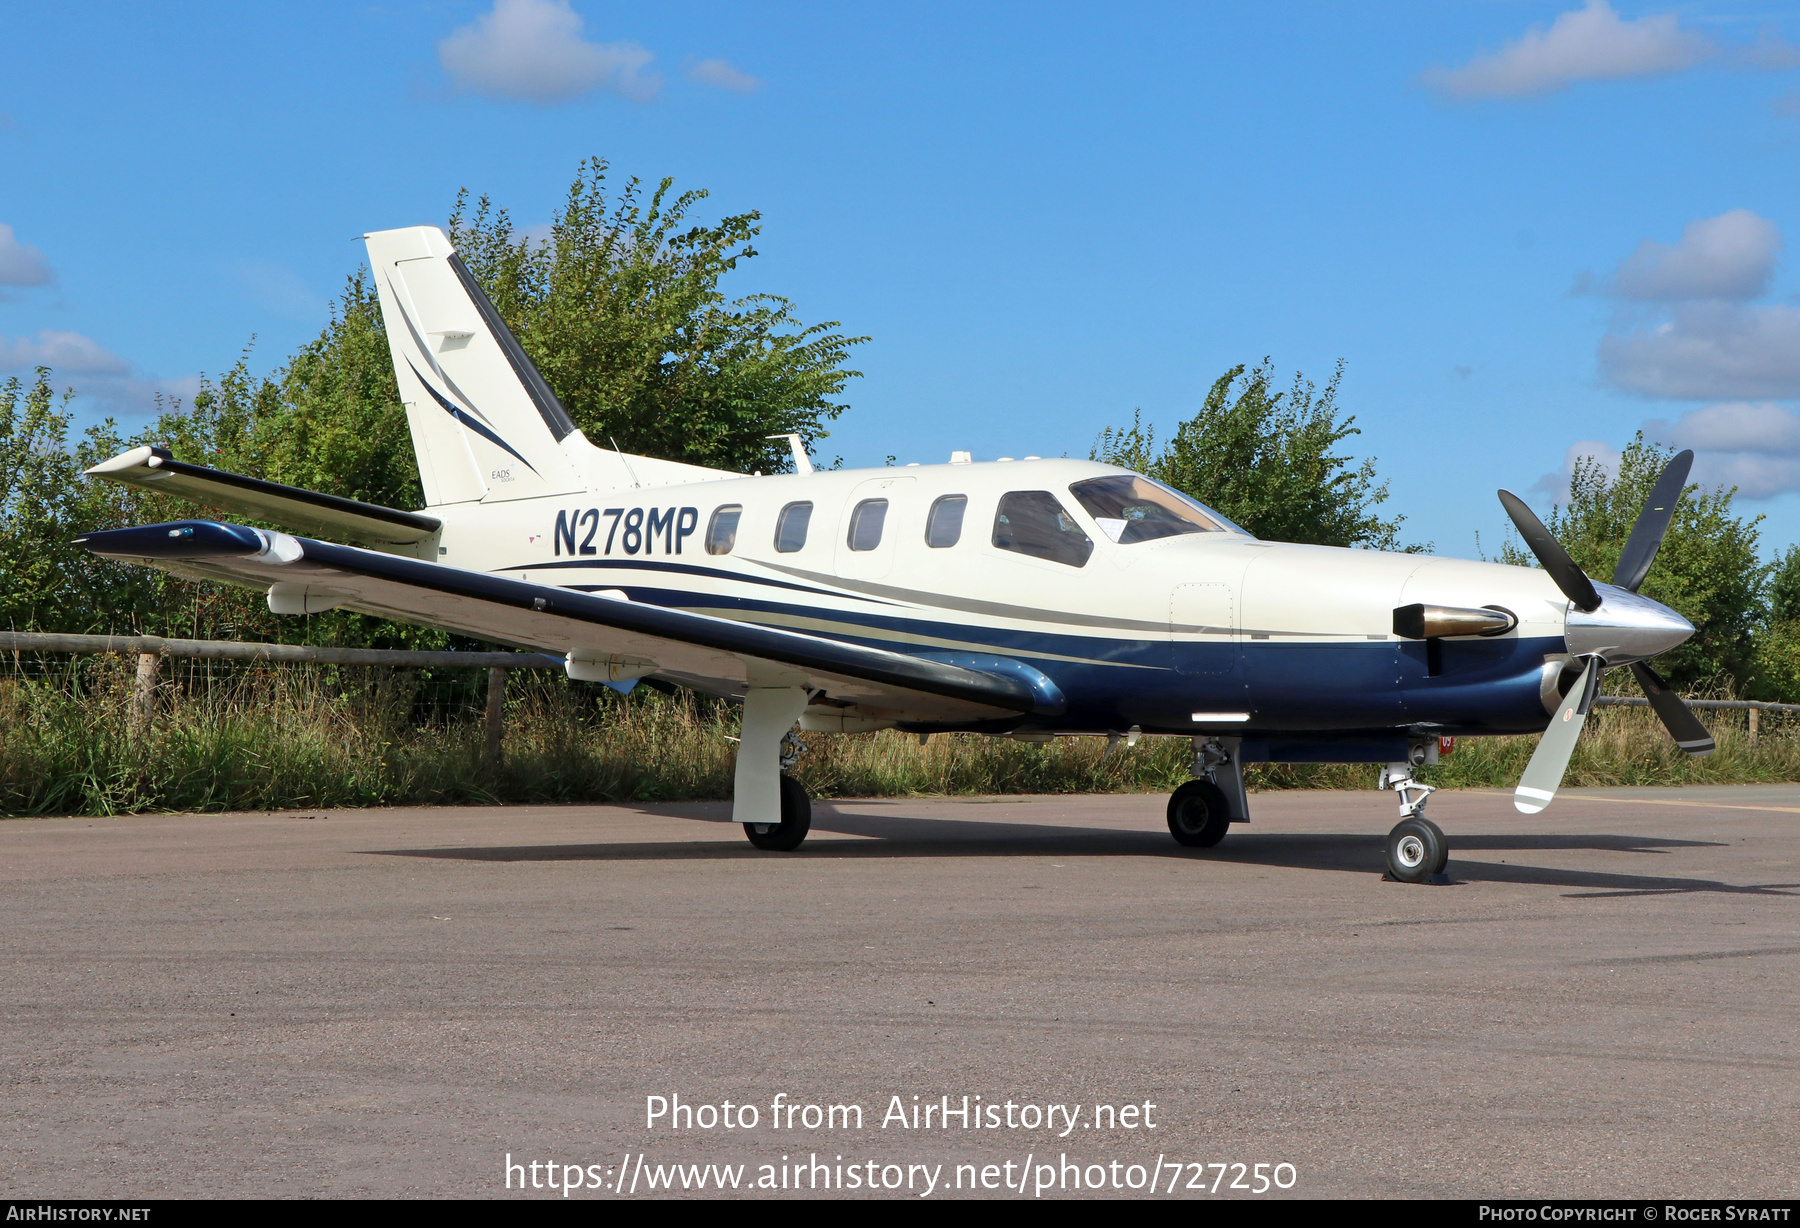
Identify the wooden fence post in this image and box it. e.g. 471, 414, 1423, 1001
1748, 706, 1760, 748
131, 652, 160, 734
484, 666, 507, 769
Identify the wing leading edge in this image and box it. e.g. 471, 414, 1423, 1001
76, 520, 1061, 724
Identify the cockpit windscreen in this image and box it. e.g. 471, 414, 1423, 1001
1067, 474, 1253, 543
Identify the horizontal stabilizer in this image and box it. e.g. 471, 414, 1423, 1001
76, 520, 1055, 724
85, 446, 440, 556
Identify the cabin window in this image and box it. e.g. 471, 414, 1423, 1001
847, 499, 888, 551
774, 502, 813, 553
925, 495, 966, 548
1067, 474, 1234, 544
992, 491, 1092, 567
706, 505, 742, 555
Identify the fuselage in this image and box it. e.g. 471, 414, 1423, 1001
427, 456, 1584, 743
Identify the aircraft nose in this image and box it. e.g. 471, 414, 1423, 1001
1563, 582, 1694, 664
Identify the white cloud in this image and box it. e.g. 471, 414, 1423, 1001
1742, 27, 1800, 71
1422, 0, 1713, 99
1599, 303, 1800, 400
0, 331, 206, 418
1541, 409, 1800, 503
1533, 438, 1621, 500
0, 329, 129, 375
1612, 209, 1781, 302
1643, 402, 1800, 498
55, 372, 198, 417
1591, 210, 1798, 401
0, 223, 52, 287
688, 58, 762, 94
1647, 400, 1800, 454
438, 0, 658, 105
1685, 450, 1800, 499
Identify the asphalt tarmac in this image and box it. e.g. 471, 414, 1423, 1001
2, 785, 1796, 1200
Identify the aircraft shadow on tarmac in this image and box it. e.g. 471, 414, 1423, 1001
367, 811, 1795, 899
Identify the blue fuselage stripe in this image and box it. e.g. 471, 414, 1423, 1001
523, 569, 1559, 737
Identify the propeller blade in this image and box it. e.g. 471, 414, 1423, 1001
1515, 656, 1601, 814
1613, 450, 1694, 593
1629, 660, 1716, 757
1498, 490, 1602, 613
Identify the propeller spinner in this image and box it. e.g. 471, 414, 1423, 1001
1498, 449, 1712, 815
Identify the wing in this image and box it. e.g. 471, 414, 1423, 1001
76, 520, 1061, 724
85, 447, 440, 557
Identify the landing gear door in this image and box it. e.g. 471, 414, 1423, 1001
835, 475, 915, 581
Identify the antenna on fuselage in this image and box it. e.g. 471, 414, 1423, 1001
767, 434, 814, 475
609, 437, 641, 489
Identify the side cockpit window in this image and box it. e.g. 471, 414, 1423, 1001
775, 502, 813, 553
926, 495, 966, 548
992, 491, 1092, 567
706, 505, 742, 555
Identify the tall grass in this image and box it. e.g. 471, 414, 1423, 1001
1, 656, 1796, 817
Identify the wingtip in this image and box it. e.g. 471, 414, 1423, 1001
84, 444, 157, 476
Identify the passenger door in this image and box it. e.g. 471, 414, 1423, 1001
834, 476, 914, 580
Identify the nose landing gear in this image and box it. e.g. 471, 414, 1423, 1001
1379, 763, 1449, 883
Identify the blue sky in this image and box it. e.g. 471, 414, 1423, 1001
3, 1, 1799, 557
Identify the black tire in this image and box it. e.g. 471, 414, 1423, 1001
744, 774, 811, 851
1167, 779, 1231, 848
1385, 816, 1447, 883
1421, 816, 1449, 876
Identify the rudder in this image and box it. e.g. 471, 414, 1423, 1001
365, 226, 585, 506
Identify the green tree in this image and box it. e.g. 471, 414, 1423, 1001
183, 280, 426, 511
0, 372, 87, 630
1504, 434, 1764, 689
450, 157, 866, 475
1092, 359, 1404, 549
1766, 544, 1800, 624
1750, 623, 1800, 702
7, 156, 868, 644
1748, 545, 1800, 702
0, 371, 203, 634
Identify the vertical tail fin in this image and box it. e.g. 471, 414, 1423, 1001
365, 226, 585, 506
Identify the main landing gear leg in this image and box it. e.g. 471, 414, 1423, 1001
1378, 762, 1448, 883
1167, 736, 1246, 848
735, 687, 812, 851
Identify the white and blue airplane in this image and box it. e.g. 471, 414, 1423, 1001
78, 225, 1711, 882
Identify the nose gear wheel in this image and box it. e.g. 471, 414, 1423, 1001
1384, 815, 1448, 883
